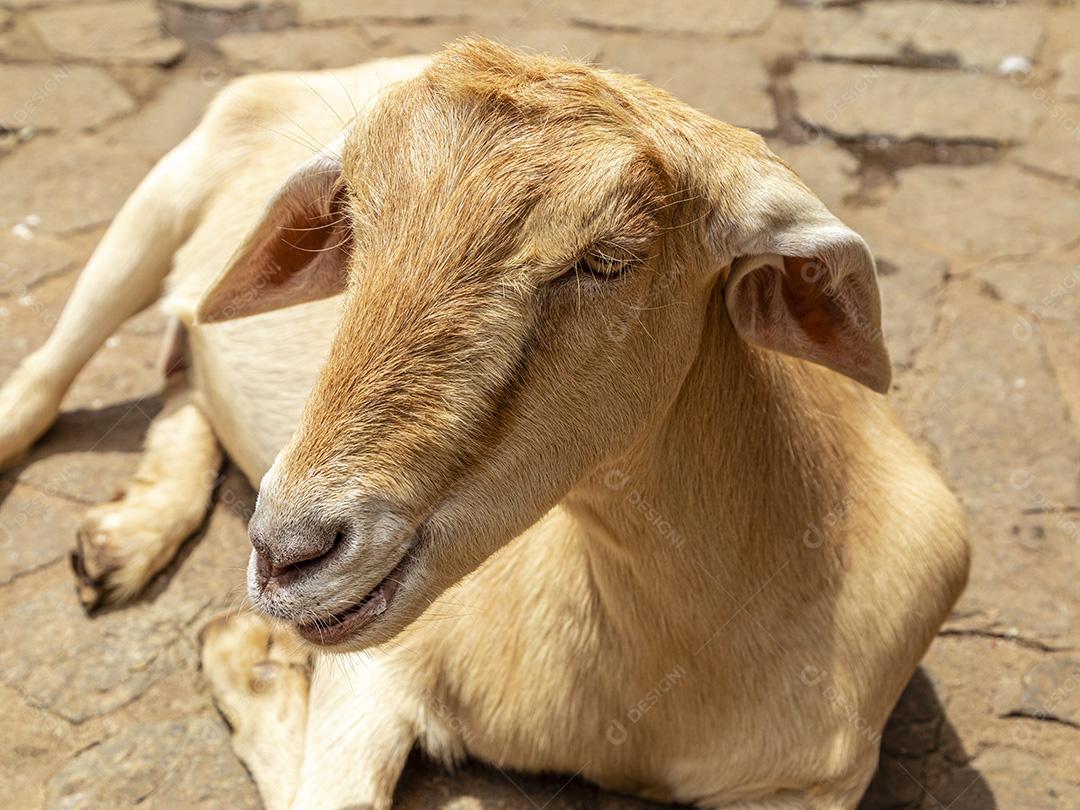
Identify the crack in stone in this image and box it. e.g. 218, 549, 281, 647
1010, 160, 1080, 192
1021, 505, 1080, 515
0, 553, 68, 588
1002, 711, 1080, 732
0, 263, 77, 300
939, 627, 1067, 654
4, 474, 112, 507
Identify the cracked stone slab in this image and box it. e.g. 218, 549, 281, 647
844, 212, 949, 370
44, 716, 258, 809
901, 283, 1080, 647
0, 230, 76, 297
175, 0, 284, 9
0, 136, 153, 234
0, 65, 135, 132
0, 572, 193, 721
1, 283, 166, 506
366, 22, 604, 63
881, 165, 1080, 259
0, 0, 88, 8
0, 682, 81, 810
296, 0, 526, 25
1041, 320, 1080, 439
66, 329, 165, 407
1014, 102, 1080, 183
937, 748, 1080, 809
8, 358, 164, 505
0, 15, 51, 61
364, 21, 482, 57
491, 25, 605, 63
907, 281, 1080, 513
879, 668, 943, 760
995, 657, 1080, 727
916, 637, 1080, 794
947, 518, 1078, 649
0, 296, 61, 380
11, 426, 148, 506
1058, 52, 1080, 100
104, 72, 220, 160
0, 242, 164, 393
553, 0, 777, 36
0, 472, 252, 721
802, 1, 1045, 72
28, 0, 186, 66
974, 259, 1080, 328
792, 63, 1042, 142
769, 140, 860, 215
218, 26, 374, 71
0, 483, 81, 584
598, 34, 776, 132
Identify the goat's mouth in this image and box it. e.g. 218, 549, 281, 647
294, 538, 417, 647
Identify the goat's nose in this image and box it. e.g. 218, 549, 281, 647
249, 520, 341, 591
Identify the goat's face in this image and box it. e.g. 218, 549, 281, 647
198, 40, 890, 649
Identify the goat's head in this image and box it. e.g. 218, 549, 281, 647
197, 39, 890, 649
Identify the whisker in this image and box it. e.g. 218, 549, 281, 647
274, 107, 337, 156
300, 77, 348, 129
278, 216, 349, 233
249, 121, 326, 156
332, 72, 361, 121
282, 235, 351, 254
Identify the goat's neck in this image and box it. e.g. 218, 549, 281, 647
565, 300, 867, 629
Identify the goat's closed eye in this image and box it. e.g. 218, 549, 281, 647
564, 249, 635, 282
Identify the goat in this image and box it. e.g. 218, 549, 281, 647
0, 40, 969, 809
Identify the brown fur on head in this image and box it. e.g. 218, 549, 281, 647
197, 38, 890, 650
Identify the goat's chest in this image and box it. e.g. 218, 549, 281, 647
184, 300, 342, 484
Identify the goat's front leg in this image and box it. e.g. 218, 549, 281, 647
200, 612, 311, 810
294, 649, 418, 810
70, 373, 221, 609
200, 611, 417, 810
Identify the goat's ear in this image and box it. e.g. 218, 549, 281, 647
719, 151, 891, 394
196, 141, 349, 324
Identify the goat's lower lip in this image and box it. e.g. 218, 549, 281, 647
294, 547, 412, 646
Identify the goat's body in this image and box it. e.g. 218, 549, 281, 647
0, 54, 969, 809
384, 319, 968, 808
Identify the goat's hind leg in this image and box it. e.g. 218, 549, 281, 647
71, 367, 222, 609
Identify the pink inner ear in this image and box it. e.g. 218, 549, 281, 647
779, 256, 847, 347
249, 188, 351, 293
196, 179, 351, 324
726, 253, 892, 394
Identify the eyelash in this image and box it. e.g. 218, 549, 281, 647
564, 249, 636, 282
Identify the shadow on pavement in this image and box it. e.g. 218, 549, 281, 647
861, 667, 994, 810
0, 396, 161, 511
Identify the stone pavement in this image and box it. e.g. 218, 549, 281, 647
0, 0, 1078, 807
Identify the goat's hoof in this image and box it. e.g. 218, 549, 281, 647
70, 547, 107, 612
71, 504, 162, 611
199, 612, 310, 731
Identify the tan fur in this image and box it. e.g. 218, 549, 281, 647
0, 41, 968, 809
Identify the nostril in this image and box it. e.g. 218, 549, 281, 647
253, 527, 344, 587
254, 550, 272, 581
